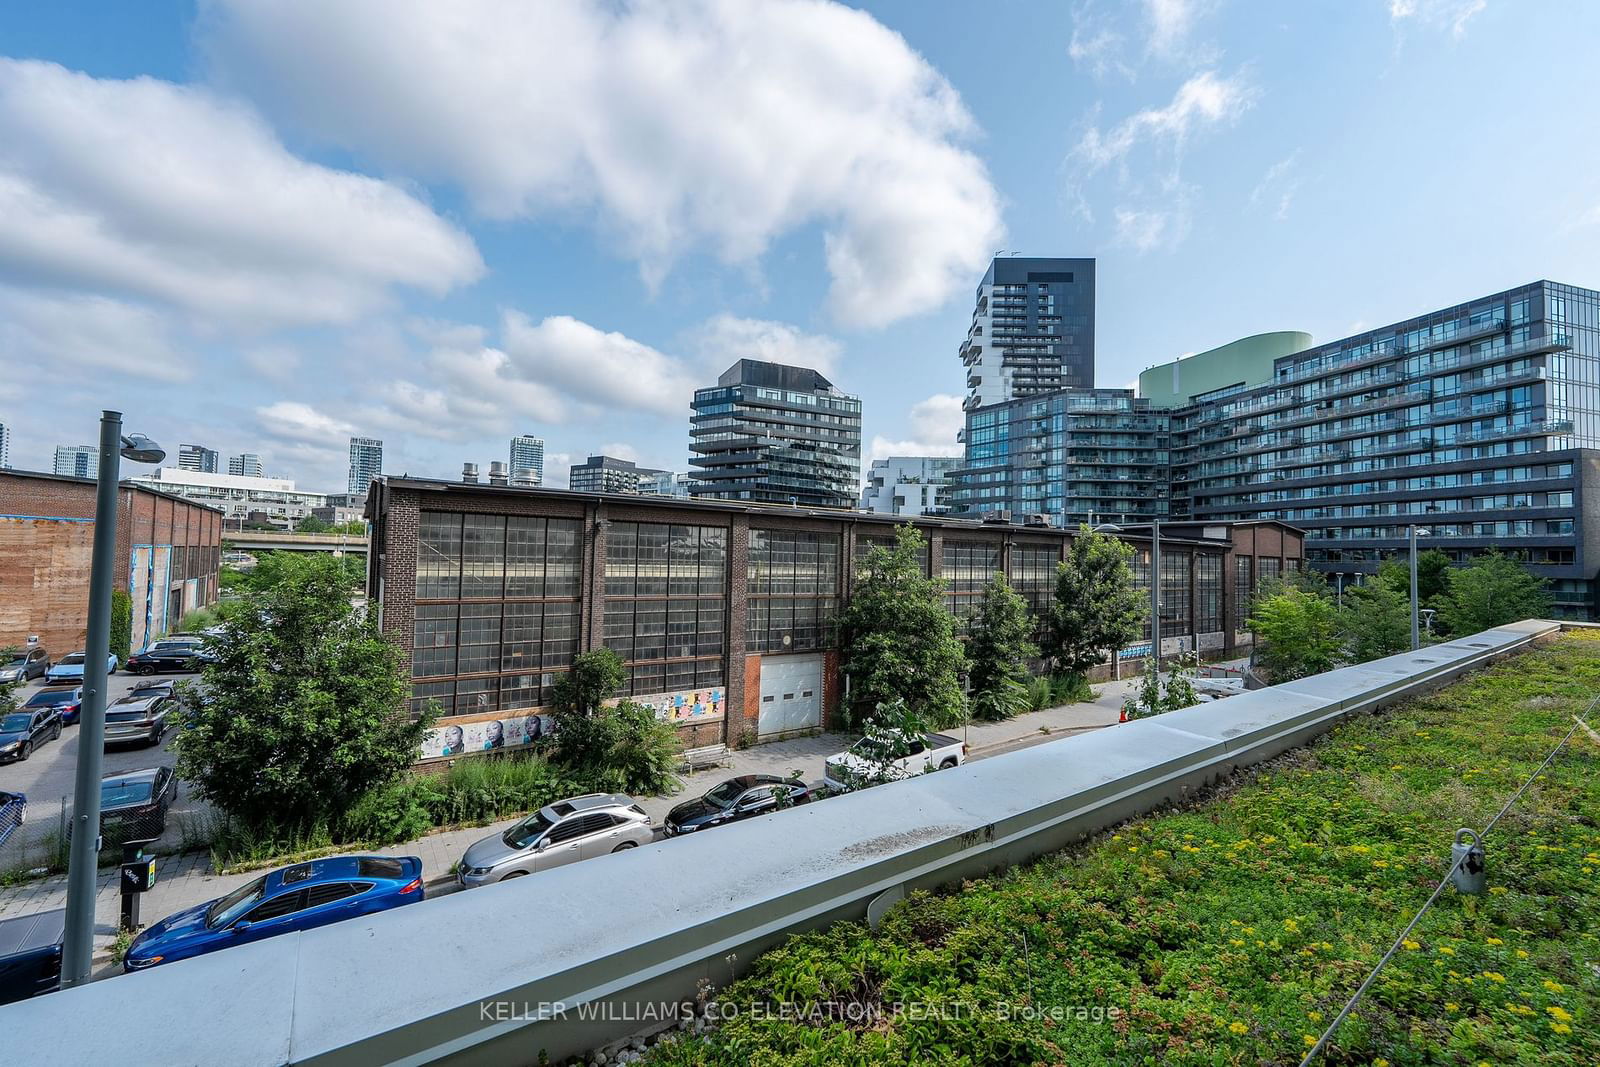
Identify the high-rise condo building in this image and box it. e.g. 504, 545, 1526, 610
860, 456, 961, 516
689, 359, 862, 508
961, 256, 1096, 411
0, 422, 10, 469
228, 453, 265, 478
53, 444, 97, 479
348, 436, 383, 495
509, 434, 545, 486
568, 455, 662, 494
178, 444, 219, 474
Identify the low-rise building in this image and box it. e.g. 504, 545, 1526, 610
0, 469, 222, 653
568, 455, 662, 494
129, 468, 328, 529
366, 478, 1303, 763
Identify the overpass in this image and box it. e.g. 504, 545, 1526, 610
224, 532, 369, 557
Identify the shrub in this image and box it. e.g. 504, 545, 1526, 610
548, 701, 682, 796
1047, 672, 1095, 705
1026, 675, 1054, 712
109, 589, 132, 666
550, 648, 627, 715
338, 779, 434, 845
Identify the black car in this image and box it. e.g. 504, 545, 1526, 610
663, 774, 811, 836
0, 908, 64, 1005
98, 767, 178, 845
126, 640, 212, 675
0, 706, 62, 763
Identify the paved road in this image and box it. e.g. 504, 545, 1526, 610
0, 669, 209, 854
0, 676, 1146, 984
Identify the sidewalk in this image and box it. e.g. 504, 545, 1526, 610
0, 679, 1136, 974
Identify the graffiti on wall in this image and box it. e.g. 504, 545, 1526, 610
418, 713, 554, 760
633, 687, 725, 724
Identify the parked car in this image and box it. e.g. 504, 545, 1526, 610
0, 909, 65, 1005
103, 691, 174, 747
663, 775, 811, 837
123, 855, 424, 972
0, 791, 25, 849
0, 706, 62, 763
823, 728, 965, 792
21, 685, 83, 726
458, 794, 652, 888
0, 647, 50, 684
44, 651, 116, 684
126, 640, 213, 675
97, 767, 178, 844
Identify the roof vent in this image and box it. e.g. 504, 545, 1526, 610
462, 463, 479, 484
981, 510, 1012, 525
487, 461, 508, 486
1024, 513, 1051, 527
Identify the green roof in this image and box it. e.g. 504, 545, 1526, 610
1139, 330, 1312, 407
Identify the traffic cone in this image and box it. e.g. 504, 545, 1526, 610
1118, 708, 1128, 723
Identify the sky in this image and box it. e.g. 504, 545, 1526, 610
1, 0, 1597, 492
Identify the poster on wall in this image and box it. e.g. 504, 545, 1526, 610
633, 687, 725, 724
418, 713, 553, 760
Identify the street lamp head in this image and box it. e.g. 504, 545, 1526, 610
1092, 523, 1122, 533
119, 433, 165, 464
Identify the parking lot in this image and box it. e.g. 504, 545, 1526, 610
1, 668, 209, 854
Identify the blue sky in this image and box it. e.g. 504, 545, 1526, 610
1, 0, 1596, 491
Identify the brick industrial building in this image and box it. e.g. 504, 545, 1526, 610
366, 477, 1303, 763
0, 469, 224, 657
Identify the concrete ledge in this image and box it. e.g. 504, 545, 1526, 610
0, 621, 1561, 1066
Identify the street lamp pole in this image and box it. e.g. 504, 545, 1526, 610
61, 412, 163, 988
1409, 524, 1421, 651
1150, 519, 1161, 670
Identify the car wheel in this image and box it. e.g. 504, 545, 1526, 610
611, 842, 638, 853
500, 871, 529, 881
939, 758, 958, 770
135, 665, 153, 676
51, 723, 62, 741
18, 741, 30, 761
149, 729, 160, 747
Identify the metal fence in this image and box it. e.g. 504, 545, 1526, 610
0, 794, 171, 882
0, 795, 69, 882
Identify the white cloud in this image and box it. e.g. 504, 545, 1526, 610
1114, 204, 1190, 252
256, 401, 356, 449
688, 315, 843, 377
500, 313, 699, 417
1389, 0, 1487, 39
1144, 0, 1207, 57
867, 392, 964, 463
1075, 70, 1255, 172
0, 290, 189, 381
199, 0, 1002, 328
596, 443, 641, 464
1249, 151, 1301, 221
0, 59, 482, 330
1068, 4, 1131, 79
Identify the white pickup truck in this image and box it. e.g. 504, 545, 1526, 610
823, 728, 966, 792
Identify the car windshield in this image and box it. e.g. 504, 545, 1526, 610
3, 656, 24, 668
60, 654, 85, 665
101, 779, 155, 806
25, 690, 76, 706
503, 810, 556, 849
207, 875, 268, 928
1, 714, 31, 732
703, 781, 745, 809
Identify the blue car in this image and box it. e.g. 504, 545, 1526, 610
123, 855, 424, 972
22, 686, 83, 726
44, 652, 116, 684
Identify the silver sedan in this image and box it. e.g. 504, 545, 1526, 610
457, 793, 653, 888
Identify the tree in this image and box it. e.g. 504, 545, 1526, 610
109, 589, 132, 666
0, 646, 20, 716
835, 525, 967, 729
1255, 565, 1332, 601
1436, 551, 1553, 637
547, 700, 681, 796
1121, 652, 1200, 719
1044, 525, 1144, 679
829, 699, 931, 792
550, 648, 627, 716
235, 549, 364, 594
1376, 548, 1452, 605
296, 515, 334, 534
966, 573, 1038, 722
1247, 588, 1343, 682
173, 554, 432, 836
1340, 580, 1412, 662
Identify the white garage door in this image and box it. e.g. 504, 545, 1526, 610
758, 653, 823, 737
